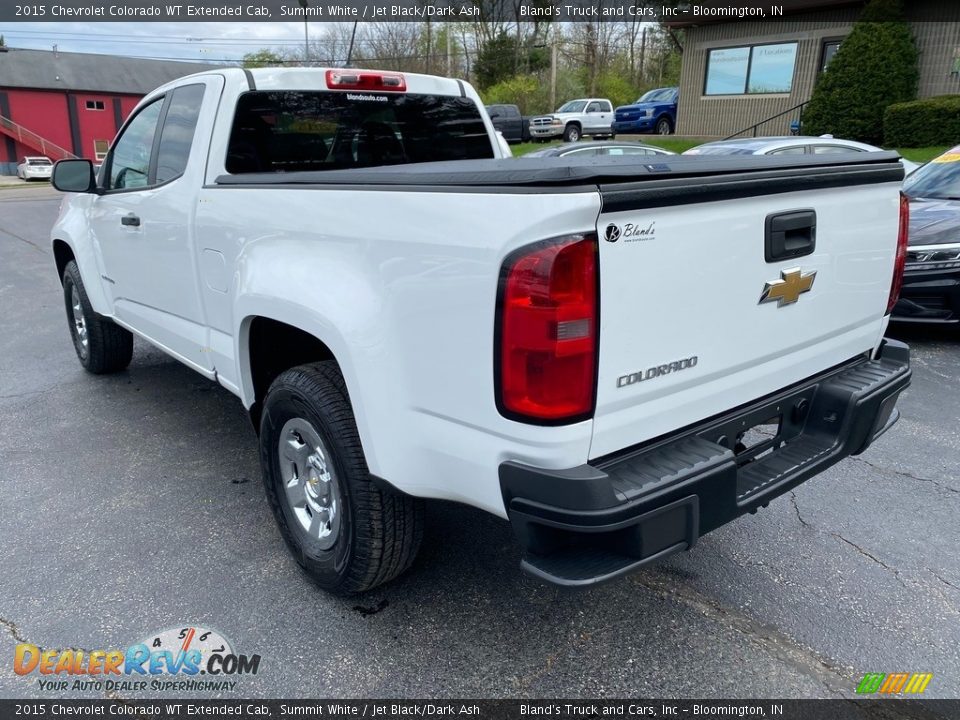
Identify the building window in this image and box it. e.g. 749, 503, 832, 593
85, 100, 105, 111
704, 42, 798, 95
93, 139, 109, 162
821, 40, 842, 73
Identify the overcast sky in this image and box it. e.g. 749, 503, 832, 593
0, 22, 318, 63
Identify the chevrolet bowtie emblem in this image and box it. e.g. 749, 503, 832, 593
759, 268, 817, 307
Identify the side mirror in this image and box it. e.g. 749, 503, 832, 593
52, 159, 98, 193
489, 112, 500, 119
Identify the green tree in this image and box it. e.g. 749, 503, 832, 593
474, 32, 549, 91
0, 35, 5, 47
802, 0, 918, 144
242, 49, 286, 69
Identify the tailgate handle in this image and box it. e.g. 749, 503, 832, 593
765, 210, 816, 262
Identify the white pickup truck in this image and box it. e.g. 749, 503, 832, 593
50, 68, 911, 594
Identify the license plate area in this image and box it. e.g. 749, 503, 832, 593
735, 415, 782, 464
694, 385, 819, 466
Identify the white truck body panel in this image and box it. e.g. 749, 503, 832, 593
51, 67, 905, 527
591, 185, 898, 458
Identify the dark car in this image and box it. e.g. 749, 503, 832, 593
523, 141, 675, 159
612, 87, 679, 136
485, 104, 528, 143
897, 148, 960, 324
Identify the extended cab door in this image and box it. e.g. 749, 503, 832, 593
504, 106, 523, 142
585, 101, 613, 134
89, 76, 224, 375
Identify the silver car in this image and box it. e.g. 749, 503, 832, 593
16, 156, 53, 181
523, 141, 675, 158
683, 136, 919, 175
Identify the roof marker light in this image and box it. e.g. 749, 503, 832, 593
325, 70, 406, 92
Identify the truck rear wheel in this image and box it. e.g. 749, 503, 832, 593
62, 260, 133, 374
259, 361, 424, 594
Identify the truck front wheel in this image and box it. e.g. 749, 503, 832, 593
62, 260, 133, 374
563, 124, 581, 142
259, 361, 424, 594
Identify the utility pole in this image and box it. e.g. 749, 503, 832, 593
639, 27, 647, 85
346, 20, 358, 66
550, 34, 558, 111
446, 27, 452, 76
425, 20, 432, 74
297, 0, 309, 66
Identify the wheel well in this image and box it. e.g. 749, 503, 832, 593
52, 240, 75, 284
246, 317, 337, 429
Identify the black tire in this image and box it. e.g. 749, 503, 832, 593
563, 124, 581, 142
656, 116, 673, 135
259, 361, 424, 594
62, 260, 133, 374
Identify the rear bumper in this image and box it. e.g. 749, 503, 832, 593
499, 339, 911, 587
892, 267, 960, 323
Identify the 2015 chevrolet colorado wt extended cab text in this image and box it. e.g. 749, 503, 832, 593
50, 68, 912, 594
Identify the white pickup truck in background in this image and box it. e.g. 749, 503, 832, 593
50, 68, 911, 594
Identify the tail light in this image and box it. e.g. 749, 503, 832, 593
496, 234, 599, 423
325, 70, 406, 92
887, 193, 909, 314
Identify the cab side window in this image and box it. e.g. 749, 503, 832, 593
812, 144, 861, 154
587, 102, 602, 113
768, 146, 806, 156
155, 84, 206, 185
108, 100, 164, 191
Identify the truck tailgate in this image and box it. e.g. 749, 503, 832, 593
590, 163, 903, 459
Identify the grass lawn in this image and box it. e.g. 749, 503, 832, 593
894, 146, 950, 164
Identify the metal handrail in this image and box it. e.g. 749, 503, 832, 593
0, 113, 77, 161
724, 101, 809, 141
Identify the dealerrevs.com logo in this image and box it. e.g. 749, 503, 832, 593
14, 626, 261, 693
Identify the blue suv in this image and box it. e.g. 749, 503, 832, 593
613, 87, 679, 136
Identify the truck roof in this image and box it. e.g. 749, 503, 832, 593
152, 66, 466, 98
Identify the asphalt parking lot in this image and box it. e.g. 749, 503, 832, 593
1, 185, 958, 701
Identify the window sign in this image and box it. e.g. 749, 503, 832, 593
705, 46, 750, 95
705, 43, 798, 95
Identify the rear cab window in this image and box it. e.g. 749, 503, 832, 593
226, 91, 494, 173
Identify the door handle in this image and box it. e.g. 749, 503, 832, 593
765, 210, 816, 262
121, 213, 140, 227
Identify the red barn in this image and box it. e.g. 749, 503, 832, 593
0, 47, 218, 174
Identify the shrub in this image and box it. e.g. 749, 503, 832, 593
884, 95, 960, 147
482, 71, 590, 115
482, 75, 541, 115
593, 71, 637, 110
802, 0, 918, 144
